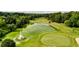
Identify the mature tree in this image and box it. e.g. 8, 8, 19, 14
55, 13, 62, 23
64, 12, 79, 27
4, 16, 16, 24
1, 39, 16, 47
0, 29, 7, 37
7, 24, 16, 32
16, 18, 29, 28
48, 12, 63, 23
0, 18, 6, 27
76, 20, 79, 27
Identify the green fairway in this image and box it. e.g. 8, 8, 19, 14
30, 17, 49, 24
50, 22, 79, 38
41, 32, 77, 47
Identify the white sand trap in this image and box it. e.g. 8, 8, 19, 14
75, 38, 79, 45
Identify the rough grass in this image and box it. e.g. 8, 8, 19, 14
3, 28, 22, 40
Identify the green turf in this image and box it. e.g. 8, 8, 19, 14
3, 28, 22, 40
41, 32, 77, 47
17, 23, 56, 47
30, 17, 49, 24
50, 22, 79, 38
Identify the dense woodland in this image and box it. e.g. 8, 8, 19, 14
0, 11, 79, 47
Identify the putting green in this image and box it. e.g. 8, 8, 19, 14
41, 32, 78, 47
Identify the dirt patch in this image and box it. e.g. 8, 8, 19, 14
75, 38, 79, 45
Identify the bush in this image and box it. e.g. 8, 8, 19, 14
1, 39, 16, 47
0, 38, 2, 41
64, 20, 71, 26
76, 20, 79, 26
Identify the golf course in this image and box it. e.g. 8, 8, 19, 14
2, 17, 78, 47
0, 11, 79, 47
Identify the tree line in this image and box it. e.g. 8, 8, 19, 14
48, 11, 79, 27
